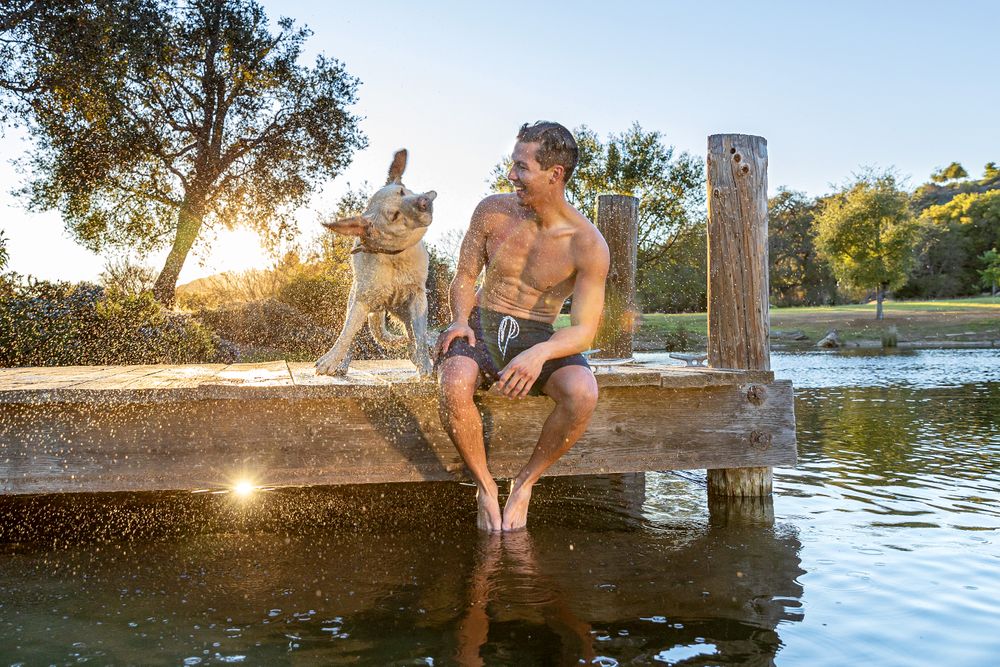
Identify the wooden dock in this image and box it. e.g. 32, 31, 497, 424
0, 360, 795, 495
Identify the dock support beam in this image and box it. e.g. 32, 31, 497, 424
594, 194, 640, 360
705, 133, 772, 497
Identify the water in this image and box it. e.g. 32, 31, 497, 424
1, 349, 998, 665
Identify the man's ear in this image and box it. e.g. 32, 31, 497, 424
386, 149, 407, 184
550, 164, 565, 184
322, 216, 370, 236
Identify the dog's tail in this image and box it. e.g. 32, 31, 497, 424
367, 311, 407, 349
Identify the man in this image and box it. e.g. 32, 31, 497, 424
436, 121, 610, 532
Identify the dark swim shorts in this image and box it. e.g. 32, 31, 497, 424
437, 307, 590, 396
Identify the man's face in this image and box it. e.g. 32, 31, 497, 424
507, 141, 557, 207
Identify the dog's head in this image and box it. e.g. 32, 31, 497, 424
322, 149, 437, 254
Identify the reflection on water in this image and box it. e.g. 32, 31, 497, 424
2, 350, 999, 665
0, 477, 804, 665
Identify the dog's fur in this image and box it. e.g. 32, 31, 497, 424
315, 149, 437, 377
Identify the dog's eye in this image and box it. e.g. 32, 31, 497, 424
391, 211, 400, 222
399, 188, 405, 196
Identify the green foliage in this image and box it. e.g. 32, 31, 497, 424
977, 247, 1000, 293
900, 189, 1000, 298
912, 165, 1000, 211
1, 0, 366, 303
922, 190, 1000, 253
99, 257, 156, 295
0, 230, 8, 271
488, 122, 706, 305
426, 244, 456, 327
768, 188, 839, 306
636, 227, 707, 313
193, 298, 335, 361
814, 170, 918, 297
930, 162, 969, 183
334, 182, 374, 219
894, 215, 975, 298
0, 274, 225, 366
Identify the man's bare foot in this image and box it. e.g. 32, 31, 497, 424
476, 482, 502, 532
502, 480, 533, 531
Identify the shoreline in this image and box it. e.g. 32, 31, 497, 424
634, 339, 1000, 353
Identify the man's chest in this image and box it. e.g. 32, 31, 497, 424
485, 222, 576, 291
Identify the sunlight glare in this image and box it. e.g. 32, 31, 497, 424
233, 479, 256, 497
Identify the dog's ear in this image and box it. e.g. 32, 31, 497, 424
386, 149, 407, 184
322, 216, 370, 236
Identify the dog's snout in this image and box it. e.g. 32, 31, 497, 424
415, 196, 431, 212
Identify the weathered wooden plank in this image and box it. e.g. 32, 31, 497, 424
591, 365, 662, 387
122, 364, 227, 389
0, 365, 120, 389
656, 365, 774, 388
287, 361, 388, 387
0, 380, 796, 495
0, 361, 778, 403
72, 365, 165, 389
207, 361, 294, 387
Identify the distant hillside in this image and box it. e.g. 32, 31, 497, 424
912, 174, 1000, 210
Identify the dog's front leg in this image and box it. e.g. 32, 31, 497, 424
404, 290, 434, 379
316, 300, 370, 376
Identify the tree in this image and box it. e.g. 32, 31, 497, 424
2, 0, 365, 305
0, 229, 8, 272
985, 162, 1000, 180
488, 123, 705, 303
930, 162, 969, 183
978, 248, 1000, 296
814, 170, 918, 319
767, 188, 838, 306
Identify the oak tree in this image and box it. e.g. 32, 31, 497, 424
1, 0, 365, 304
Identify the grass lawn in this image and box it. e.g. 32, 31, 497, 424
558, 295, 1000, 348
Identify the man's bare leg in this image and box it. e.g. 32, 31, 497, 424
438, 356, 502, 532
502, 365, 598, 531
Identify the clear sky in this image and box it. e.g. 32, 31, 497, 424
2, 0, 997, 284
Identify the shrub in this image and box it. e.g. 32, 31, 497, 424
0, 274, 227, 366
193, 298, 336, 360
661, 321, 700, 352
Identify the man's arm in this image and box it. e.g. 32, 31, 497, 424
497, 230, 610, 398
436, 197, 493, 355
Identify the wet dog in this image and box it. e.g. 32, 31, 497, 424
315, 149, 437, 377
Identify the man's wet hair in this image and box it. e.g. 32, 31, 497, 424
516, 121, 578, 183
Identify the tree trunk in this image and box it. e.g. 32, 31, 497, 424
152, 202, 204, 307
875, 283, 885, 320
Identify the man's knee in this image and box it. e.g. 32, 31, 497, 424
437, 356, 480, 409
547, 366, 599, 417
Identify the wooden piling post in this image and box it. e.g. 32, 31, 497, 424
594, 194, 639, 359
705, 134, 773, 497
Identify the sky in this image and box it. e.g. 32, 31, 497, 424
1, 0, 997, 284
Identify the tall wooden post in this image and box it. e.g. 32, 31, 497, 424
705, 134, 772, 497
594, 194, 639, 360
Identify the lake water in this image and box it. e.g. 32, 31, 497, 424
1, 349, 999, 665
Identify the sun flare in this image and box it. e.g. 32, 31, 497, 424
233, 479, 256, 497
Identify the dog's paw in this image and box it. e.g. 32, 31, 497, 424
315, 357, 346, 376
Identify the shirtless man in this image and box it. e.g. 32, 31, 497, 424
436, 121, 610, 532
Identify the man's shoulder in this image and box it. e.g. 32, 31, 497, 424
474, 193, 520, 217
567, 208, 607, 247
568, 212, 610, 268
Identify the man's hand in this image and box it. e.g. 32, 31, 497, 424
497, 345, 549, 399
437, 322, 476, 358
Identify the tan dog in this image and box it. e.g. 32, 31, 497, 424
315, 149, 437, 377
